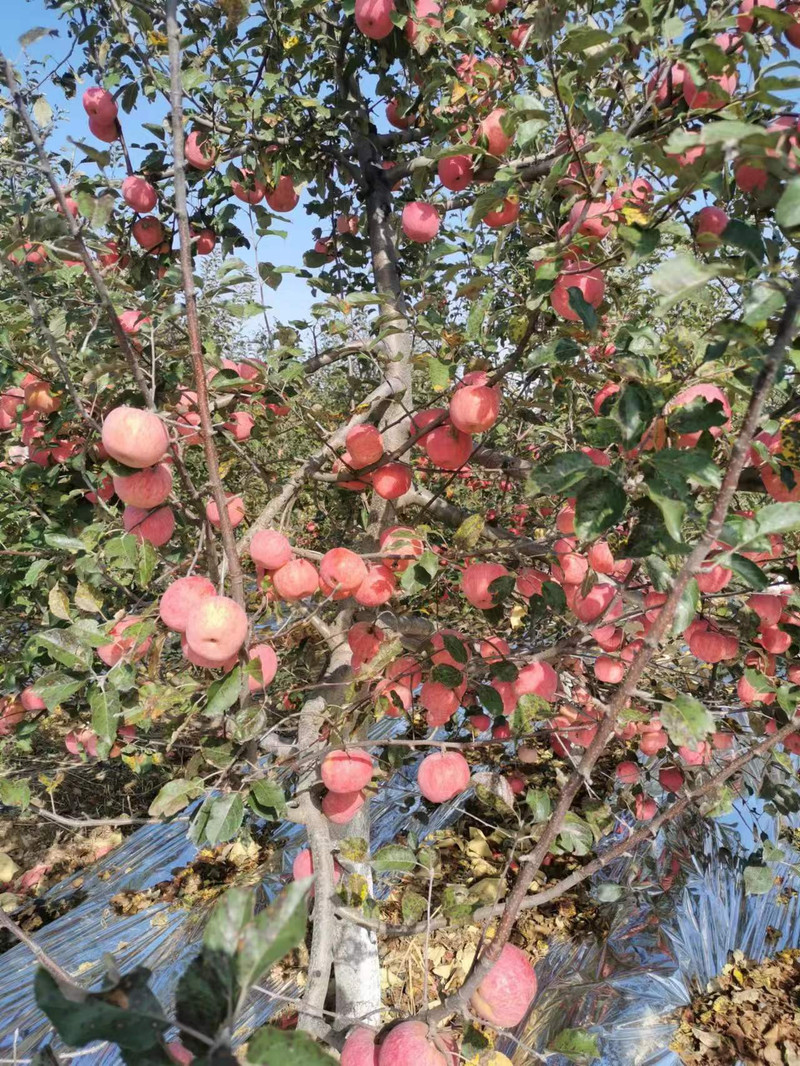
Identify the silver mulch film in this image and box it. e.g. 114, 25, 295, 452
2, 734, 799, 1065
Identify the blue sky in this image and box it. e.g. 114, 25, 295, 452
3, 0, 326, 326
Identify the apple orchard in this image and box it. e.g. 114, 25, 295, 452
3, 0, 800, 1059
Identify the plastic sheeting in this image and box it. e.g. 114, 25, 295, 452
3, 746, 800, 1065
513, 807, 800, 1066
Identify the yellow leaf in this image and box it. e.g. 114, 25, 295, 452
466, 830, 493, 861
451, 81, 467, 104
147, 30, 168, 47
621, 205, 650, 226
510, 603, 527, 630
454, 514, 485, 549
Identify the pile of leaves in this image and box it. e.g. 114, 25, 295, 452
670, 948, 800, 1066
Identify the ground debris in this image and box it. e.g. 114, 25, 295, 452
110, 836, 277, 915
670, 949, 800, 1066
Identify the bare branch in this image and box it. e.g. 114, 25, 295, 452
165, 0, 246, 608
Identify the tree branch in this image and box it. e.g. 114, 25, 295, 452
165, 0, 245, 608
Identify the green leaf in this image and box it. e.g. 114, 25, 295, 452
728, 552, 769, 590
776, 177, 800, 230
89, 684, 121, 744
441, 633, 469, 664
488, 574, 516, 606
743, 667, 775, 694
650, 253, 717, 311
431, 663, 464, 688
182, 67, 206, 91
32, 671, 85, 711
650, 449, 721, 489
237, 881, 310, 995
137, 541, 157, 588
466, 288, 494, 341
176, 950, 236, 1047
401, 888, 427, 924
489, 660, 518, 682
613, 383, 654, 447
248, 778, 286, 819
0, 779, 31, 810
229, 704, 267, 744
206, 668, 242, 717
743, 282, 786, 327
399, 550, 439, 593
525, 788, 551, 823
34, 968, 167, 1052
667, 397, 727, 434
721, 219, 765, 264
548, 1028, 601, 1063
556, 813, 594, 856
566, 287, 599, 330
763, 840, 785, 862
475, 684, 504, 717
426, 356, 450, 391
247, 1027, 337, 1066
743, 864, 774, 896
35, 628, 93, 671
528, 451, 595, 495
19, 26, 55, 47
189, 794, 244, 846
148, 778, 204, 818
574, 475, 626, 540
593, 882, 623, 903
48, 585, 71, 621
661, 694, 714, 749
44, 533, 85, 553
204, 888, 254, 955
645, 483, 686, 542
670, 578, 699, 637
755, 502, 800, 535
33, 96, 53, 127
372, 844, 417, 873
